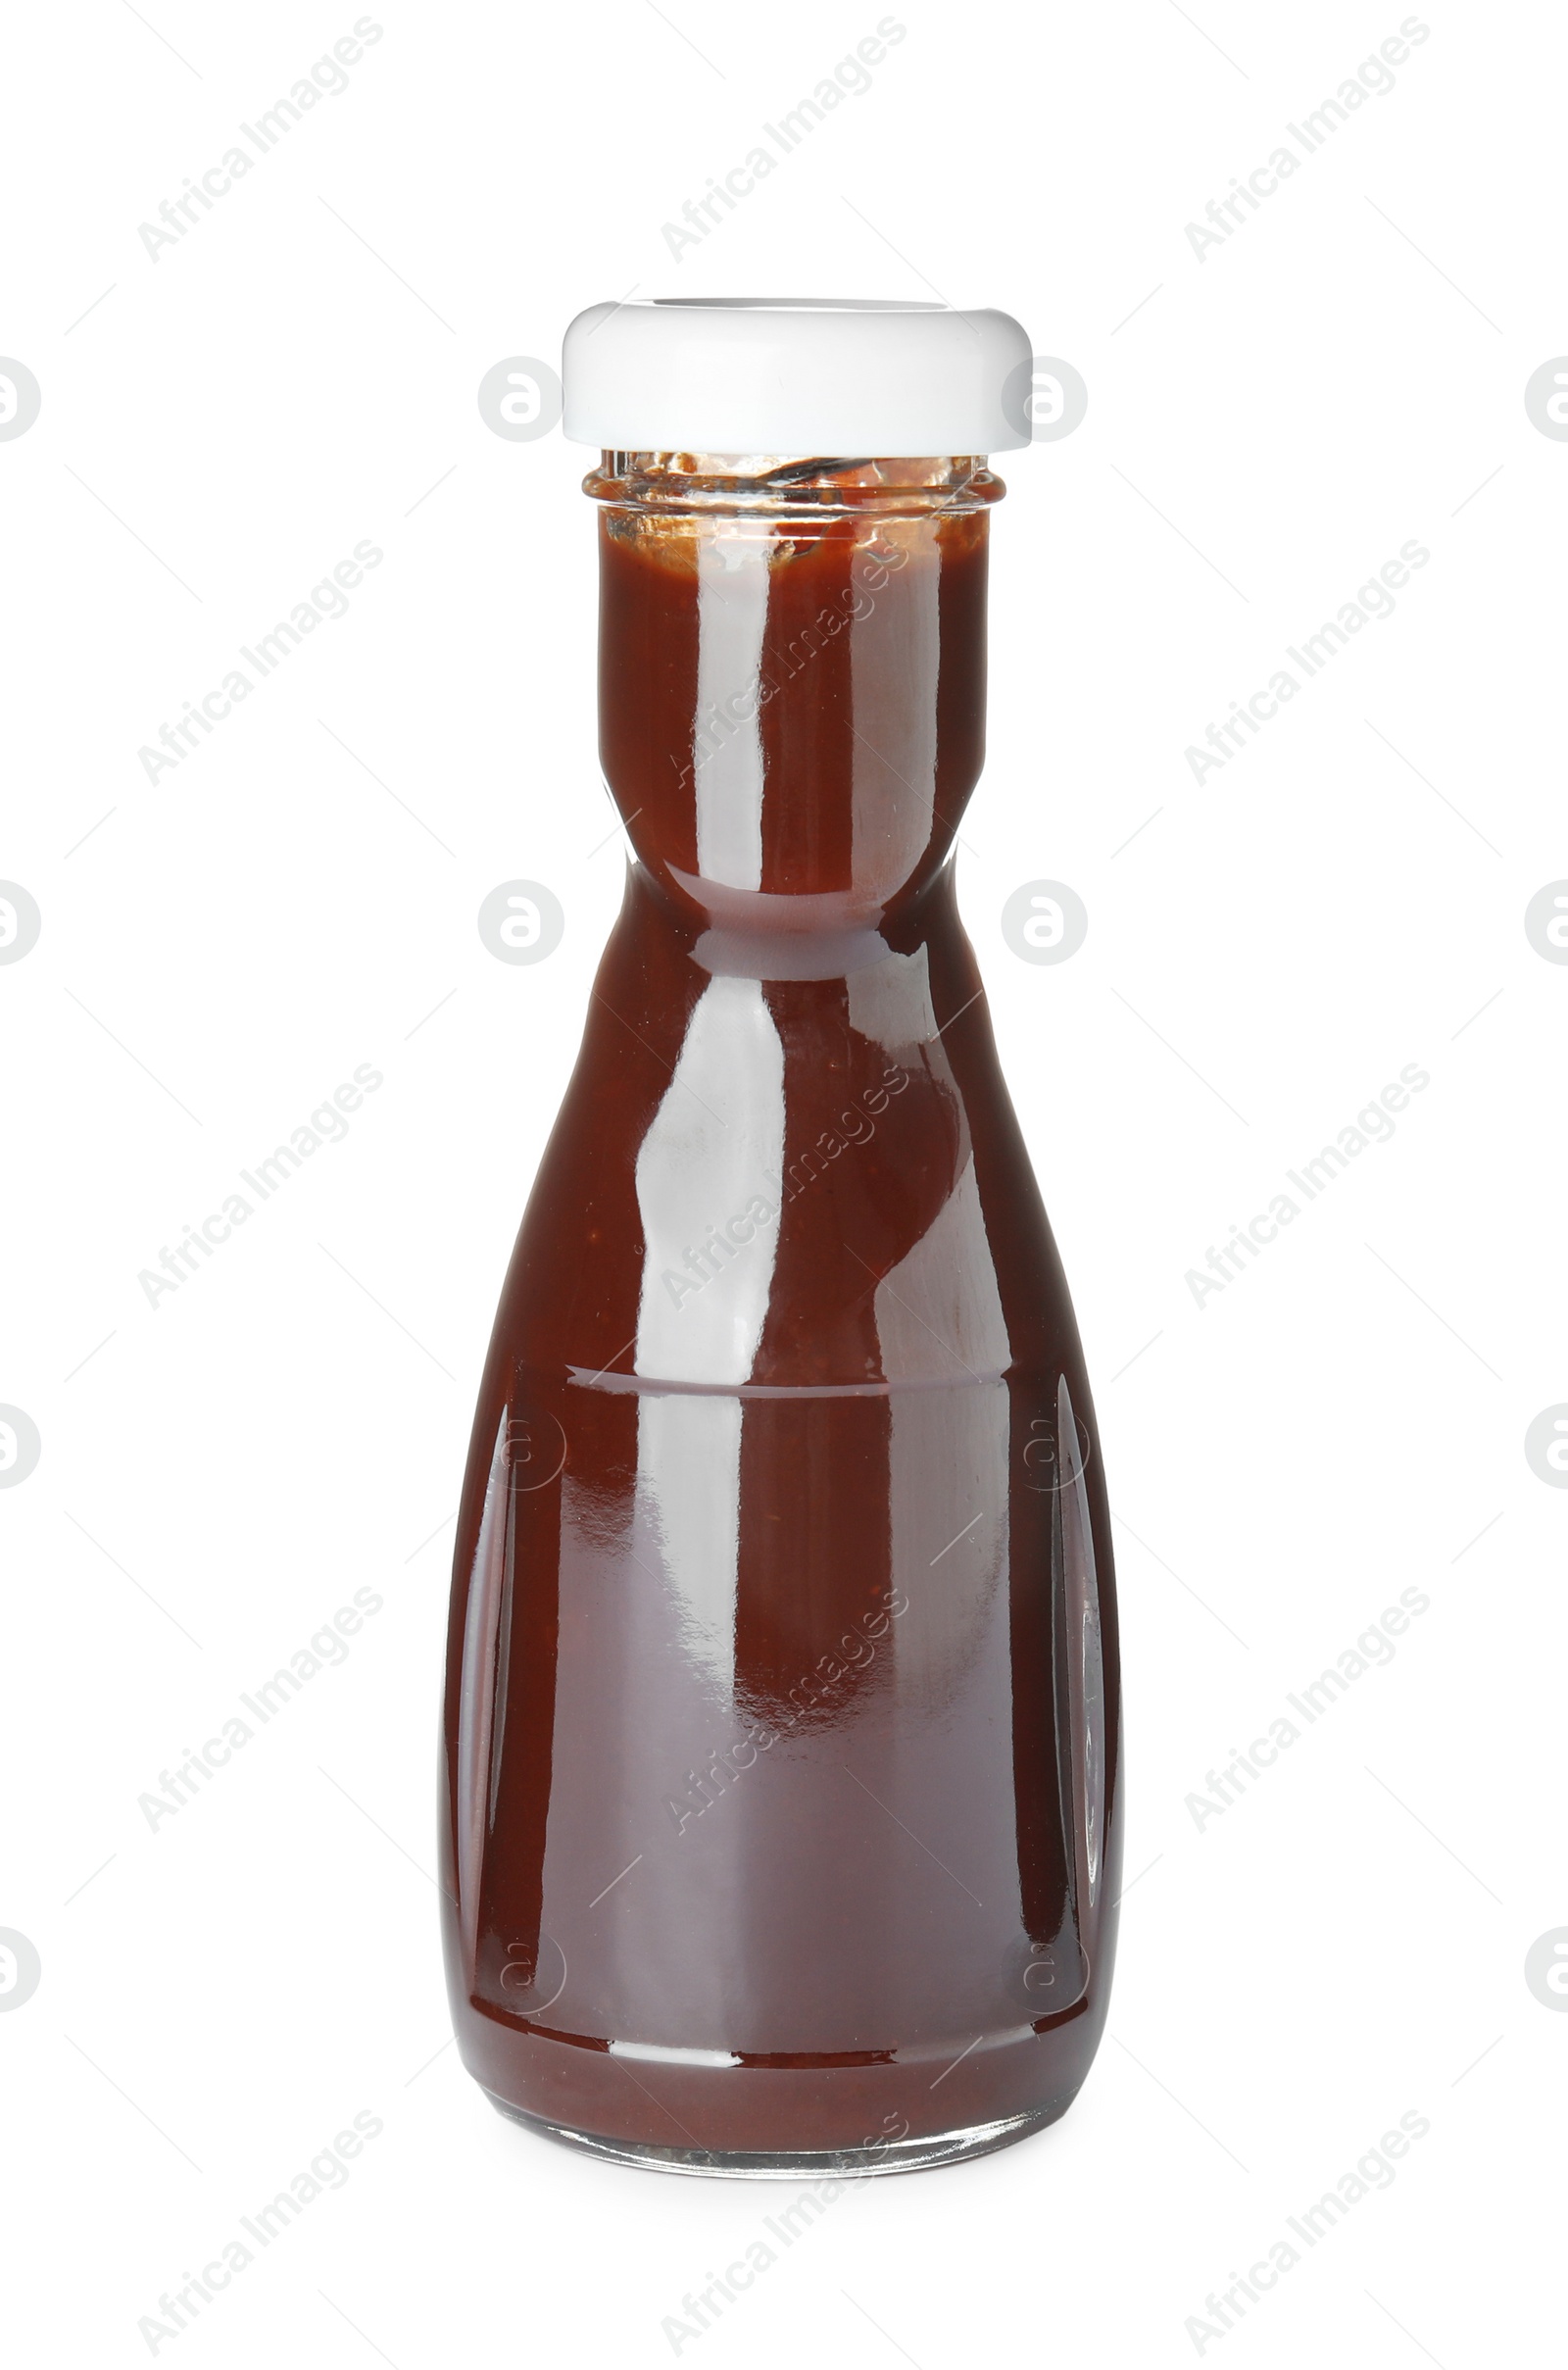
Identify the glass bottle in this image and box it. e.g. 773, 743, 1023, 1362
440, 304, 1121, 2177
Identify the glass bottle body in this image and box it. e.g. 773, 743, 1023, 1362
440, 458, 1121, 2175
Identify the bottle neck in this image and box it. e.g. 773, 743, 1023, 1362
590, 456, 1000, 941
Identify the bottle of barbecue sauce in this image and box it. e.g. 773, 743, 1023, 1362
440, 299, 1120, 2176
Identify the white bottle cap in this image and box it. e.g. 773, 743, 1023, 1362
562, 297, 1034, 455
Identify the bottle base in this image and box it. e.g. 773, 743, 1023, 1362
483, 2091, 1063, 2180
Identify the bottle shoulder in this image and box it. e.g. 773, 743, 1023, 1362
494, 929, 1074, 1395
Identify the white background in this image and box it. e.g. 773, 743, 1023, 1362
3, 1, 1563, 2362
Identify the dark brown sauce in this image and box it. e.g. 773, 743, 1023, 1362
439, 465, 1121, 2167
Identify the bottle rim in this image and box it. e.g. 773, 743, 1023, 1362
582, 453, 1004, 518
